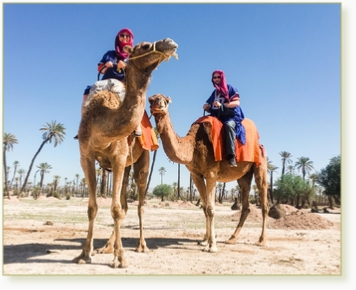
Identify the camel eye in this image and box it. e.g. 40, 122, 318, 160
142, 43, 151, 50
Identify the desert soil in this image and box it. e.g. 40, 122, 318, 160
2, 196, 341, 276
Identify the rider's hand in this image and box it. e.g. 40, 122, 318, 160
117, 60, 127, 69
213, 101, 221, 108
105, 61, 114, 68
203, 103, 211, 111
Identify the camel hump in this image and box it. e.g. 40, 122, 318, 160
242, 118, 260, 137
83, 79, 126, 107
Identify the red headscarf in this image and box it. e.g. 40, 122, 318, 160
115, 28, 134, 61
212, 70, 229, 102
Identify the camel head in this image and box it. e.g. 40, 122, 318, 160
149, 94, 172, 116
125, 38, 178, 74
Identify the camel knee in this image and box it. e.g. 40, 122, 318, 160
87, 204, 98, 220
206, 206, 215, 217
111, 205, 125, 219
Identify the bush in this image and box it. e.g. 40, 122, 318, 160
152, 184, 173, 201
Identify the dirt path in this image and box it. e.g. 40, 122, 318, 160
2, 196, 341, 277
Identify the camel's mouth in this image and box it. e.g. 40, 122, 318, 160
128, 38, 178, 64
149, 94, 171, 115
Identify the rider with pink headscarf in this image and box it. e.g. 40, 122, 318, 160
74, 28, 138, 140
97, 28, 134, 81
203, 70, 246, 167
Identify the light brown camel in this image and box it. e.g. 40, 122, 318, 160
73, 38, 178, 269
148, 93, 269, 252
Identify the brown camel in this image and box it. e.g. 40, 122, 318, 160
73, 39, 178, 269
148, 93, 269, 252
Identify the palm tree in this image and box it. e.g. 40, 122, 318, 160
145, 128, 160, 196
295, 156, 314, 181
96, 167, 102, 195
53, 175, 61, 192
267, 158, 278, 203
177, 163, 181, 199
279, 151, 293, 176
287, 165, 295, 175
21, 121, 66, 194
17, 169, 26, 190
308, 173, 318, 189
75, 174, 80, 193
3, 133, 18, 198
158, 167, 166, 185
10, 160, 20, 189
172, 181, 178, 198
37, 162, 52, 191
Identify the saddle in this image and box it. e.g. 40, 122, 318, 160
194, 116, 265, 166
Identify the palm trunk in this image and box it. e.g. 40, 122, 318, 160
20, 139, 48, 194
177, 164, 181, 199
3, 146, 10, 199
145, 150, 157, 196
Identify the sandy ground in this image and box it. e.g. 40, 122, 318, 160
2, 196, 341, 277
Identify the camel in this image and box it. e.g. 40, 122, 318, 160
73, 38, 178, 269
148, 93, 269, 252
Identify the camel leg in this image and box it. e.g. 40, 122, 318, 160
189, 172, 209, 246
226, 167, 254, 245
254, 161, 269, 246
73, 155, 98, 264
133, 150, 150, 253
95, 166, 130, 255
109, 144, 129, 269
202, 177, 218, 253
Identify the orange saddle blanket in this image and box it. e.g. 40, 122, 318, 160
194, 116, 264, 166
137, 111, 159, 151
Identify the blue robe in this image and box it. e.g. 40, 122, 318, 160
206, 84, 246, 145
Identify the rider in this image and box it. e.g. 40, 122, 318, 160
74, 28, 141, 139
203, 69, 246, 167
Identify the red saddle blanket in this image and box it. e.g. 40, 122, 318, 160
194, 116, 264, 166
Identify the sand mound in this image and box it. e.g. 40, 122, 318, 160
230, 204, 336, 230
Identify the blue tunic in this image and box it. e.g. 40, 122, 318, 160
83, 50, 126, 95
206, 84, 246, 145
98, 50, 125, 81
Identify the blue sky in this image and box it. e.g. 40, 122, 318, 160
2, 2, 342, 193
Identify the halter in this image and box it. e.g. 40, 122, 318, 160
128, 41, 178, 62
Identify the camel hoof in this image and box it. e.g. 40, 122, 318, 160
135, 245, 149, 253
95, 247, 114, 254
209, 246, 218, 253
202, 245, 218, 253
111, 260, 128, 269
198, 240, 208, 246
226, 236, 237, 245
256, 240, 266, 247
73, 257, 92, 264
72, 253, 92, 264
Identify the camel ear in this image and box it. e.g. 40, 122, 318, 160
166, 96, 172, 103
148, 96, 153, 103
123, 45, 133, 55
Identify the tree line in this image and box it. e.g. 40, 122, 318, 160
3, 124, 340, 209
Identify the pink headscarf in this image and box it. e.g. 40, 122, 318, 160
212, 70, 229, 102
115, 28, 134, 61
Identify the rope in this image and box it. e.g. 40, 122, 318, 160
128, 41, 173, 62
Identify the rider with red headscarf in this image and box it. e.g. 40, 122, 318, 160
203, 70, 246, 167
74, 28, 138, 139
97, 28, 134, 81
